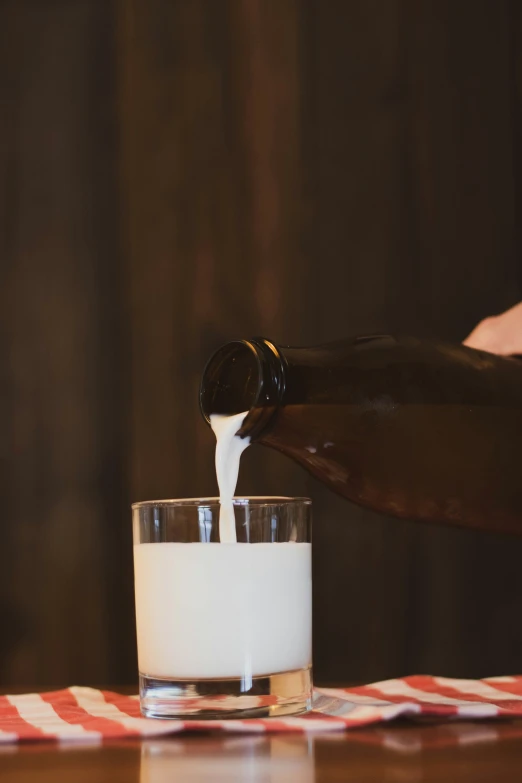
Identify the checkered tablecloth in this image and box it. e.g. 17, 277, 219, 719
2, 675, 522, 742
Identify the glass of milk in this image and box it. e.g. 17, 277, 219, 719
133, 497, 312, 719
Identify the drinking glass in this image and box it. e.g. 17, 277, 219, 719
132, 497, 312, 719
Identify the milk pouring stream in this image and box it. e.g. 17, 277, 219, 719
210, 411, 250, 543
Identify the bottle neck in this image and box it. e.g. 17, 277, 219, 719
199, 338, 286, 440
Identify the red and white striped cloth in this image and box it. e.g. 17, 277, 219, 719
2, 675, 522, 743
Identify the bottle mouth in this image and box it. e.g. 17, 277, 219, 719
199, 338, 285, 440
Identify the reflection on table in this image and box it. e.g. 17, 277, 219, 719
140, 735, 315, 783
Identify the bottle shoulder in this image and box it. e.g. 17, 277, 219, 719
278, 335, 522, 408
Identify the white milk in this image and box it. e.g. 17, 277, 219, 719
210, 411, 250, 543
134, 541, 312, 679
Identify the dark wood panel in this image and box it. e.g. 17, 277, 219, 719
119, 0, 309, 502
0, 0, 127, 685
1, 0, 521, 688
303, 0, 522, 682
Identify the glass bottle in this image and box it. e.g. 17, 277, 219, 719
200, 335, 522, 535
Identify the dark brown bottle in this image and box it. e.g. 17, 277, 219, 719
199, 335, 522, 536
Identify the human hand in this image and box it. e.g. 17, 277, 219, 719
463, 301, 522, 356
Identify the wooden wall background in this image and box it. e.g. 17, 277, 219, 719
1, 0, 522, 687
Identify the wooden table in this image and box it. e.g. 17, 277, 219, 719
3, 717, 522, 782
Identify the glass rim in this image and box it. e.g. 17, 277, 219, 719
132, 496, 312, 511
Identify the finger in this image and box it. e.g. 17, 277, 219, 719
463, 317, 499, 351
